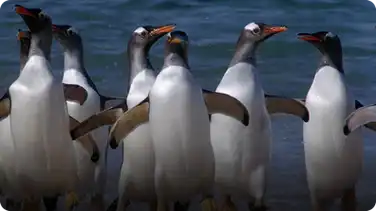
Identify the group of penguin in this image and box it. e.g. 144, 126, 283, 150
1, 3, 376, 211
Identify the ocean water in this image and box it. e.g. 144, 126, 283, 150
1, 0, 376, 210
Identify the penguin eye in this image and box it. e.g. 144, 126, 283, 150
67, 29, 73, 36
134, 27, 149, 38
252, 27, 260, 35
38, 12, 45, 19
140, 31, 148, 37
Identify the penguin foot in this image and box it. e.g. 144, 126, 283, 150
219, 196, 236, 211
201, 196, 217, 211
65, 191, 79, 210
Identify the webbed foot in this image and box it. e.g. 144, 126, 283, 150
65, 191, 79, 210
201, 196, 217, 211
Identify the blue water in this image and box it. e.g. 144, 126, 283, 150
1, 0, 376, 210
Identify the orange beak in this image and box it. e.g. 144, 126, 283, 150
15, 5, 36, 18
263, 25, 288, 34
297, 33, 321, 42
150, 24, 176, 36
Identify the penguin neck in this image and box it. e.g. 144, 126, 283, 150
63, 48, 85, 72
128, 46, 153, 83
19, 42, 30, 71
29, 31, 51, 61
230, 39, 258, 68
163, 43, 189, 69
63, 48, 97, 90
318, 51, 344, 74
163, 52, 189, 70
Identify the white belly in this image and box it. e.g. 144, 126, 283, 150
210, 63, 271, 199
303, 67, 363, 200
150, 66, 214, 201
63, 69, 108, 197
119, 69, 156, 201
120, 124, 155, 201
9, 56, 77, 197
0, 117, 18, 197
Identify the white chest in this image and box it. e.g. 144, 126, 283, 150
127, 69, 156, 109
13, 56, 54, 91
216, 62, 266, 113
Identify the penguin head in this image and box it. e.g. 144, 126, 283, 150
130, 24, 176, 50
15, 5, 52, 33
17, 29, 31, 54
52, 24, 82, 51
165, 30, 189, 57
242, 22, 288, 43
166, 30, 189, 44
297, 31, 341, 55
17, 29, 31, 45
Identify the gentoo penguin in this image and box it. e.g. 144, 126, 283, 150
298, 31, 362, 211
115, 24, 175, 211
102, 30, 250, 211
52, 23, 125, 210
1, 4, 99, 210
209, 22, 309, 211
0, 29, 31, 211
16, 27, 62, 211
2, 29, 96, 211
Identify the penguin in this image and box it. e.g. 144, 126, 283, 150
209, 22, 309, 211
16, 28, 63, 211
2, 28, 97, 211
298, 31, 362, 211
1, 5, 99, 210
52, 23, 125, 211
0, 29, 31, 211
103, 30, 250, 211
115, 24, 175, 211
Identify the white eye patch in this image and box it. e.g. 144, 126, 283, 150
244, 22, 260, 33
68, 27, 79, 35
134, 27, 147, 35
326, 32, 335, 38
167, 32, 172, 38
38, 11, 46, 18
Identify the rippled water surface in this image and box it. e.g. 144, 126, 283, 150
1, 0, 376, 210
